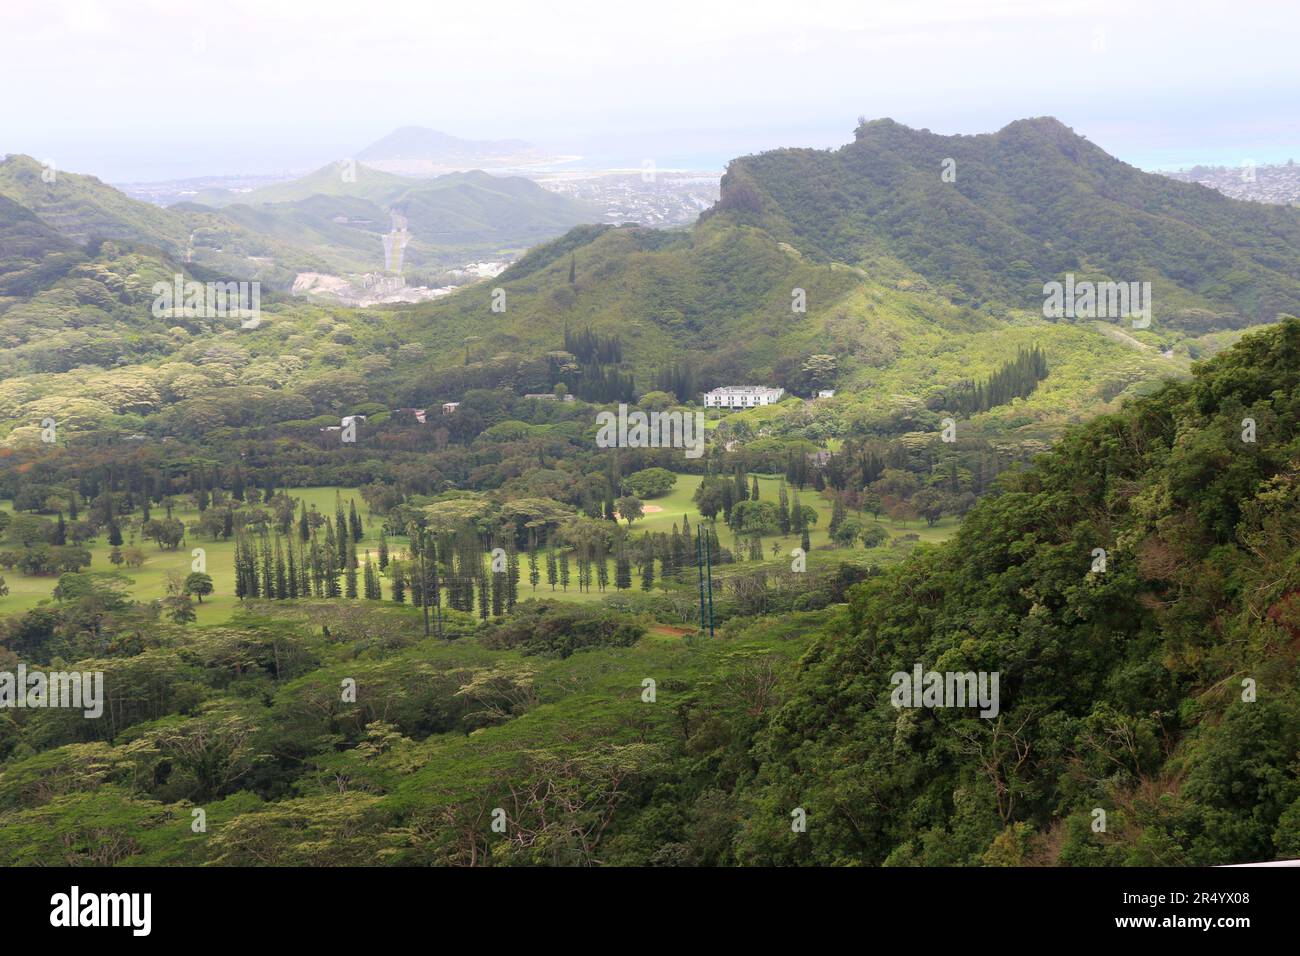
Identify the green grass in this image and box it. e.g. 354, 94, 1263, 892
0, 475, 960, 617
526, 472, 959, 603
0, 487, 390, 625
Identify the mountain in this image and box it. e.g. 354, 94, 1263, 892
709, 117, 1300, 329
188, 162, 416, 208
0, 154, 191, 252
357, 126, 534, 163
354, 126, 556, 175
731, 317, 1300, 865
377, 118, 1300, 451
0, 193, 84, 297
2, 117, 1296, 448
0, 155, 601, 293
199, 166, 602, 279
395, 170, 603, 246
0, 154, 320, 288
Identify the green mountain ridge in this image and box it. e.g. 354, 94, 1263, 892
0, 156, 603, 293
732, 317, 1300, 865
710, 117, 1300, 327
368, 117, 1296, 452
186, 165, 603, 277
0, 193, 84, 297
189, 162, 419, 207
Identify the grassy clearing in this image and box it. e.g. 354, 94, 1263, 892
0, 487, 384, 625
0, 475, 959, 618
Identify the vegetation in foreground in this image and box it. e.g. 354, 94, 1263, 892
1, 320, 1298, 865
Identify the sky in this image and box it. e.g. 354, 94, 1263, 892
3, 0, 1297, 182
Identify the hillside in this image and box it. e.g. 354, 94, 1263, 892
0, 194, 84, 297
375, 118, 1300, 451
357, 127, 535, 163
730, 318, 1300, 865
3, 117, 1295, 463
396, 170, 604, 246
0, 155, 603, 303
0, 154, 322, 289
0, 320, 1296, 866
190, 162, 417, 208
0, 155, 191, 252
191, 165, 602, 278
709, 118, 1300, 328
355, 126, 557, 175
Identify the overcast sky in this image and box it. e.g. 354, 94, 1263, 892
4, 0, 1297, 181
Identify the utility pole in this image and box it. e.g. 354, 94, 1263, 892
409, 523, 430, 639
696, 526, 707, 633
430, 536, 443, 640
704, 522, 715, 637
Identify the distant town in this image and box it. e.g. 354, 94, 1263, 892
1163, 160, 1300, 205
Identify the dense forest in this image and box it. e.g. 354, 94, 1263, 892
0, 320, 1297, 865
2, 114, 1298, 870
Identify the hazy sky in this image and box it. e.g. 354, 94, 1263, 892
4, 0, 1297, 181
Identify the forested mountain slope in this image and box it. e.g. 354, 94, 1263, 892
730, 317, 1300, 865
710, 117, 1300, 328
0, 155, 602, 292
0, 320, 1296, 866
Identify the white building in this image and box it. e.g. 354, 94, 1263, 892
817, 389, 836, 398
523, 393, 575, 402
703, 386, 785, 409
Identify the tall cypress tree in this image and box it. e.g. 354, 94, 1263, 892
506, 545, 520, 610
491, 566, 504, 617
615, 548, 632, 590
364, 556, 381, 600
640, 536, 655, 591
595, 540, 608, 592
274, 536, 287, 599
349, 500, 363, 543
260, 535, 275, 599
391, 562, 406, 603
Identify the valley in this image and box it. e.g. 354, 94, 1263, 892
1, 108, 1298, 876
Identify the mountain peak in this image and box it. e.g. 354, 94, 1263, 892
356, 127, 534, 162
